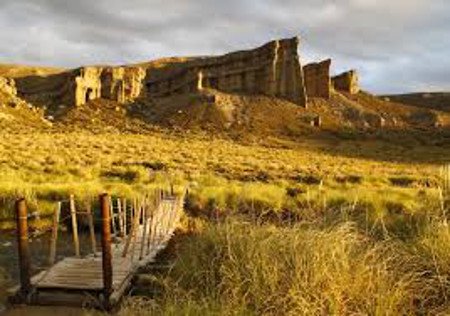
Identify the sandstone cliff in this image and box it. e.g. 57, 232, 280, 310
145, 37, 307, 107
303, 59, 331, 98
69, 66, 146, 106
9, 37, 364, 112
332, 70, 359, 94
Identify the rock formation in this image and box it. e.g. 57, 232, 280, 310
303, 59, 331, 98
0, 77, 17, 96
332, 70, 359, 94
67, 66, 146, 106
101, 67, 146, 104
71, 67, 102, 106
145, 37, 308, 107
12, 37, 365, 111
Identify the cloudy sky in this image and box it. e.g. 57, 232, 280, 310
0, 0, 449, 94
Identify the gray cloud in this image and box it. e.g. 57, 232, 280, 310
0, 0, 449, 93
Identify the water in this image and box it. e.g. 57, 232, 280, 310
0, 226, 101, 314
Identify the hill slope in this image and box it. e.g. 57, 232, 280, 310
382, 92, 450, 112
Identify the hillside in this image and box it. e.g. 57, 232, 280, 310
0, 63, 65, 78
383, 92, 450, 112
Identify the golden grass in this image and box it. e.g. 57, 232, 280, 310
0, 130, 445, 224
121, 215, 450, 315
0, 128, 448, 314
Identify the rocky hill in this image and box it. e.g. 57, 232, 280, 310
0, 37, 449, 138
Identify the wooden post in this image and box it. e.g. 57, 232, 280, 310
146, 200, 156, 255
139, 202, 149, 260
122, 198, 139, 258
86, 202, 97, 256
117, 198, 124, 237
48, 202, 61, 265
109, 196, 117, 236
122, 198, 127, 236
130, 200, 142, 262
16, 198, 32, 297
69, 195, 80, 257
100, 194, 113, 300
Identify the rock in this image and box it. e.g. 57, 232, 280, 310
332, 70, 360, 94
303, 59, 331, 98
101, 66, 146, 104
145, 37, 308, 107
54, 66, 147, 107
0, 76, 17, 96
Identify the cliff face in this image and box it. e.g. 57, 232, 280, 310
11, 36, 355, 110
332, 70, 359, 94
303, 59, 331, 98
69, 66, 146, 106
145, 37, 307, 107
13, 66, 147, 107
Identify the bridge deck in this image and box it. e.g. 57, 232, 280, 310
8, 197, 181, 308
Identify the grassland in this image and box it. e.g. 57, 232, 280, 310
0, 129, 446, 223
0, 123, 449, 314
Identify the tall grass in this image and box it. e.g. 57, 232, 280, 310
122, 217, 450, 315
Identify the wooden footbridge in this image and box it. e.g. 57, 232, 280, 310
8, 189, 185, 309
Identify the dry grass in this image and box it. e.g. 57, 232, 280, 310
0, 129, 446, 226
122, 213, 450, 315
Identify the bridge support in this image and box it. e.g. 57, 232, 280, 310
15, 198, 32, 299
100, 193, 113, 306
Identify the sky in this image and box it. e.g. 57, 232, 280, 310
0, 0, 449, 94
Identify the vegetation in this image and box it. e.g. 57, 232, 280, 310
121, 207, 450, 315
0, 107, 449, 314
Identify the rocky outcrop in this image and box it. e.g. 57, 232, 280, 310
332, 70, 359, 94
145, 37, 308, 107
71, 67, 102, 106
0, 77, 17, 96
68, 66, 146, 106
303, 59, 331, 98
101, 67, 146, 104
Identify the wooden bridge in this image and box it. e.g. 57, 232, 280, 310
8, 189, 185, 309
